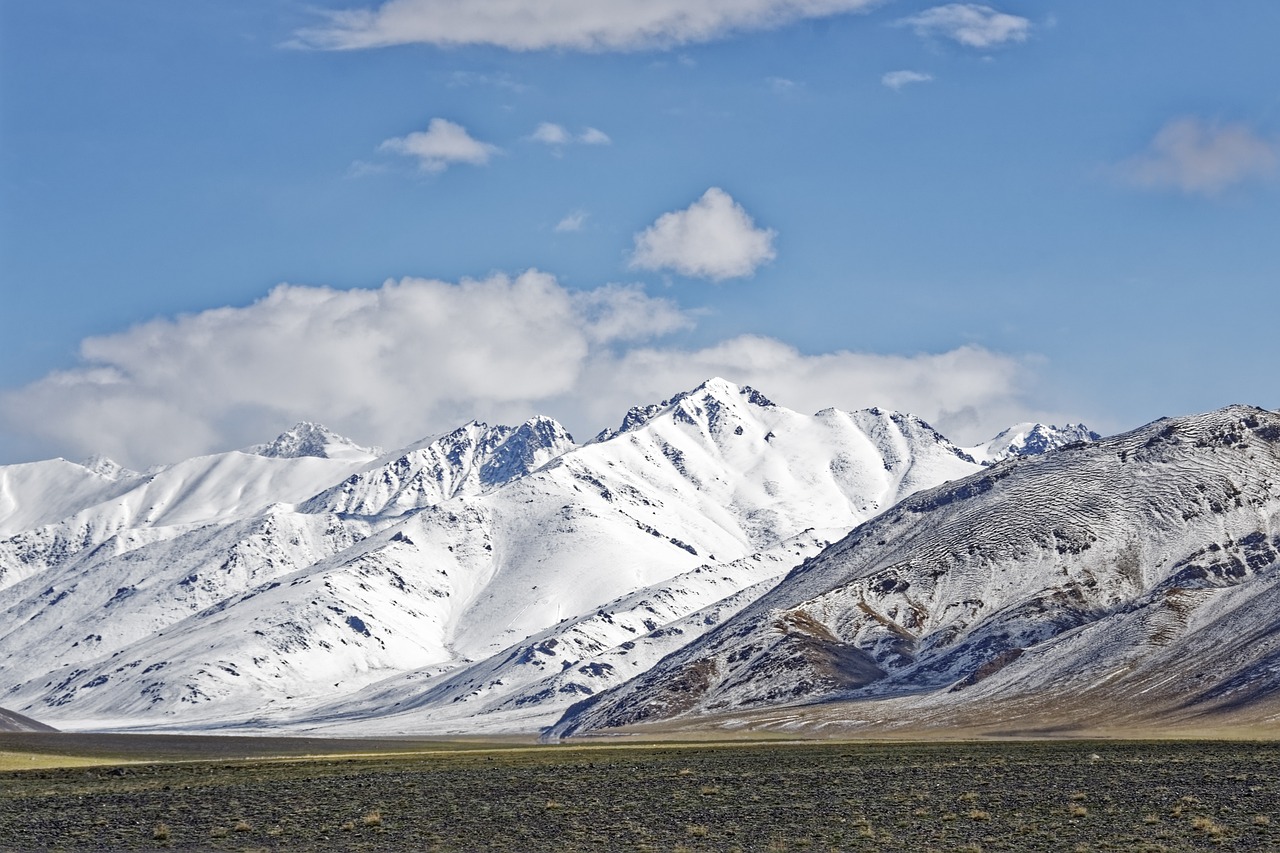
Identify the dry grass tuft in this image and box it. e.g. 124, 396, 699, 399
686, 824, 709, 837
209, 827, 228, 838
151, 822, 170, 842
362, 810, 383, 827
699, 784, 720, 796
969, 809, 991, 821
1252, 814, 1270, 825
545, 799, 563, 810
1069, 804, 1088, 818
1191, 815, 1225, 838
340, 821, 355, 832
233, 819, 251, 833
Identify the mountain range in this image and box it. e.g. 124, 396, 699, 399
5, 379, 1270, 739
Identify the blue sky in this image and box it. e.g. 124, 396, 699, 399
2, 1, 1278, 467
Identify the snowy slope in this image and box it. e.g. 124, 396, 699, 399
0, 379, 988, 731
0, 459, 139, 538
554, 405, 1280, 736
288, 528, 844, 736
300, 417, 576, 517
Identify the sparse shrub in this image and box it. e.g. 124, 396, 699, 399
233, 819, 251, 833
545, 799, 563, 810
958, 791, 979, 803
699, 785, 720, 796
1191, 815, 1225, 837
940, 812, 958, 822
678, 768, 695, 777
1069, 804, 1088, 818
151, 823, 170, 842
687, 824, 709, 837
209, 827, 228, 838
969, 809, 991, 821
1143, 814, 1160, 824
1253, 815, 1271, 826
362, 810, 382, 827
1070, 792, 1088, 801
340, 821, 355, 832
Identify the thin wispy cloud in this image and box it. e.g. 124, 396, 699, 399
0, 273, 1040, 466
1121, 117, 1278, 196
897, 4, 1031, 48
554, 210, 589, 232
447, 70, 529, 93
379, 118, 500, 172
882, 70, 933, 90
531, 123, 612, 146
767, 76, 797, 94
295, 0, 882, 52
630, 188, 777, 281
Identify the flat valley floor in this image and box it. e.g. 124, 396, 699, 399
1, 734, 1277, 851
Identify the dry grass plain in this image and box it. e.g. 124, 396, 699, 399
0, 733, 1277, 851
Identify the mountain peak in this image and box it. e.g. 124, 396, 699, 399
593, 377, 775, 443
967, 422, 1102, 465
249, 422, 380, 461
79, 454, 139, 481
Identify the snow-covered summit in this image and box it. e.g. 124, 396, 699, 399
79, 455, 140, 482
965, 422, 1101, 465
248, 422, 381, 463
301, 416, 577, 517
593, 377, 775, 443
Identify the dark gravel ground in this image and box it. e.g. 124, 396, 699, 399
1, 738, 1277, 851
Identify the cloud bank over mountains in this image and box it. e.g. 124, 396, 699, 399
0, 272, 1044, 469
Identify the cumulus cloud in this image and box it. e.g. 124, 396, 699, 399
294, 0, 880, 52
1120, 116, 1279, 196
554, 210, 589, 232
896, 4, 1031, 48
0, 273, 1046, 467
379, 118, 500, 172
630, 188, 777, 281
881, 70, 933, 90
0, 274, 689, 467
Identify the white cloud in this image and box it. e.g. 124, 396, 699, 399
0, 274, 688, 466
531, 123, 612, 146
294, 0, 880, 52
896, 4, 1031, 48
0, 273, 1047, 468
1120, 117, 1279, 196
881, 70, 933, 90
630, 188, 777, 281
531, 122, 572, 145
379, 118, 500, 172
554, 210, 589, 232
767, 76, 797, 94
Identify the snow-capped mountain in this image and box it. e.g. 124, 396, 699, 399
247, 422, 382, 462
553, 405, 1280, 737
300, 417, 576, 518
964, 422, 1101, 465
0, 379, 1102, 733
